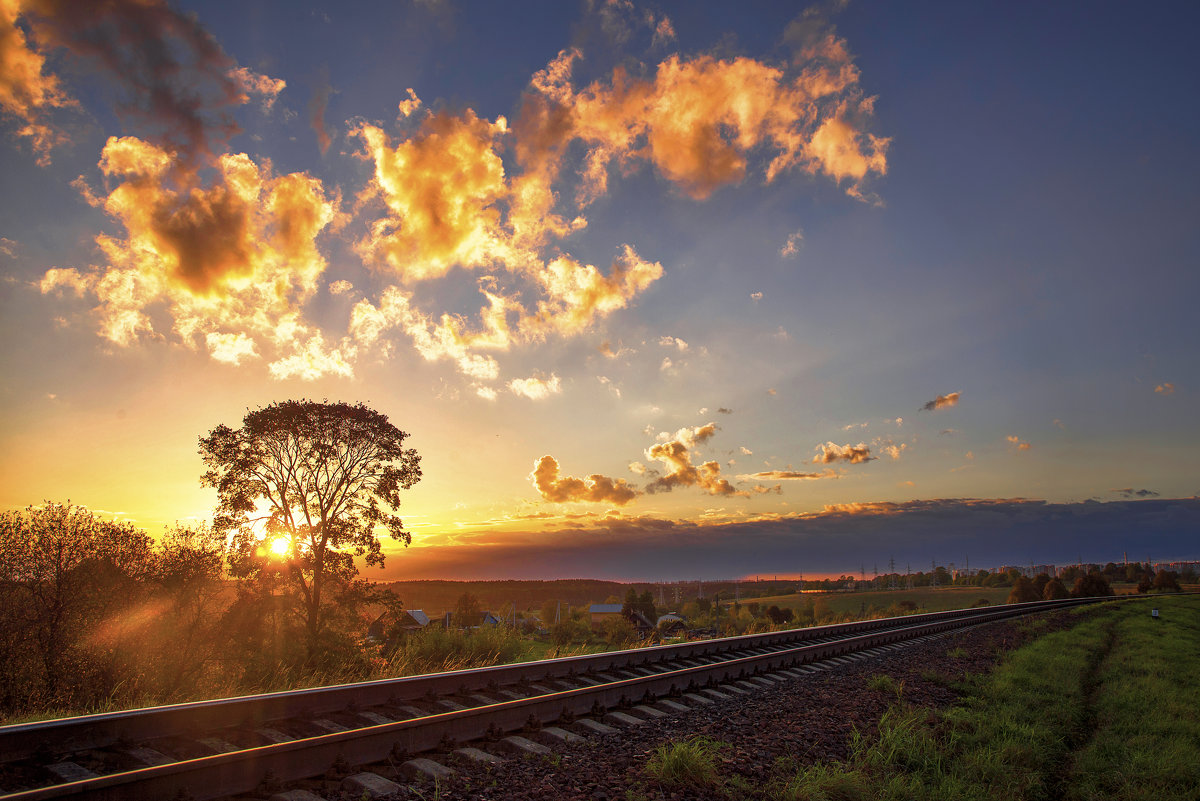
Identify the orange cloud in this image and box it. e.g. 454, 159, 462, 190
1155, 382, 1174, 395
521, 28, 887, 202
813, 441, 875, 464
0, 0, 74, 163
921, 391, 961, 411
530, 455, 639, 506
1006, 435, 1031, 451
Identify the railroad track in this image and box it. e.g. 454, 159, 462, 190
0, 596, 1118, 800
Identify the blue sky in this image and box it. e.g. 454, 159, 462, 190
1, 0, 1196, 580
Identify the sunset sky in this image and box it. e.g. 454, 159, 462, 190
1, 0, 1197, 581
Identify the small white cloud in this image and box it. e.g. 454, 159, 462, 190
750, 292, 763, 301
509, 373, 562, 400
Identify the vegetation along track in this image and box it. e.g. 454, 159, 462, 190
0, 597, 1119, 800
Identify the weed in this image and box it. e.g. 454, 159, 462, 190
866, 673, 905, 700
644, 735, 727, 791
773, 762, 871, 801
946, 647, 967, 659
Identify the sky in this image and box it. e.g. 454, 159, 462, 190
1, 0, 1198, 582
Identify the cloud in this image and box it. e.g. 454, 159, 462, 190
717, 407, 733, 414
308, 69, 334, 154
46, 135, 346, 377
812, 441, 874, 464
780, 229, 804, 257
939, 428, 958, 436
0, 0, 74, 163
750, 291, 763, 301
920, 391, 961, 411
1006, 435, 1031, 451
642, 424, 744, 497
739, 446, 753, 455
738, 469, 839, 481
0, 236, 16, 257
529, 455, 640, 505
1109, 488, 1159, 498
659, 335, 688, 351
7, 0, 276, 165
230, 66, 285, 111
872, 436, 907, 460
751, 484, 782, 495
1155, 382, 1175, 395
328, 279, 353, 296
509, 372, 562, 400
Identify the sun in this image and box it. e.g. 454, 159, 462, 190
268, 536, 290, 557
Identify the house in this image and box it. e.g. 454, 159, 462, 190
441, 610, 504, 630
589, 603, 655, 636
656, 613, 687, 637
365, 608, 429, 648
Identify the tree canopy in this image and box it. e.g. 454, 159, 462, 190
199, 400, 421, 654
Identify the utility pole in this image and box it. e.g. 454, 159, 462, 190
930, 559, 939, 588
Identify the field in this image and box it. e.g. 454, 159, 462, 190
751, 586, 1013, 615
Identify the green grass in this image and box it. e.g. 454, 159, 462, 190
644, 735, 727, 791
773, 595, 1200, 800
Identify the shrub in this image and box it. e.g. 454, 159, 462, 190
1152, 571, 1181, 593
1042, 577, 1069, 600
1007, 576, 1040, 604
1071, 571, 1115, 598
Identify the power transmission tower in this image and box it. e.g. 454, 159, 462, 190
888, 556, 897, 590
905, 563, 913, 590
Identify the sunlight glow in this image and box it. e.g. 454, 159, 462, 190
269, 536, 290, 557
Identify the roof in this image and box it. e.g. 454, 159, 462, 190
657, 613, 685, 626
406, 609, 430, 626
589, 603, 624, 614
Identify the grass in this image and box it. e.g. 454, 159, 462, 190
644, 735, 727, 791
776, 595, 1200, 800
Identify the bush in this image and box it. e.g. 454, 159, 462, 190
1042, 577, 1069, 600
1152, 571, 1182, 593
1071, 571, 1115, 598
1007, 576, 1040, 604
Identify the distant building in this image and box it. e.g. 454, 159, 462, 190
588, 603, 655, 635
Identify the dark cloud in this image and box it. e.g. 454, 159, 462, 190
1109, 488, 1160, 499
20, 0, 252, 162
716, 407, 733, 414
812, 442, 874, 464
308, 67, 333, 155
921, 391, 961, 412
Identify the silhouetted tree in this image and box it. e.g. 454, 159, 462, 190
452, 592, 481, 629
0, 502, 154, 707
1071, 571, 1115, 598
1007, 576, 1040, 604
1042, 577, 1069, 600
1137, 571, 1154, 593
200, 400, 421, 659
1152, 570, 1181, 593
1033, 573, 1051, 596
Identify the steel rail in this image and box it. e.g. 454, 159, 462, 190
0, 596, 1117, 801
0, 597, 1092, 762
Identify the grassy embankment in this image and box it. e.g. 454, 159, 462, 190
640, 594, 1200, 800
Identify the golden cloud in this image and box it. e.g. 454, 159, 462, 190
812, 441, 875, 464
43, 135, 348, 378
738, 469, 839, 481
1006, 435, 1031, 452
644, 430, 745, 497
1154, 382, 1174, 395
530, 455, 639, 506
